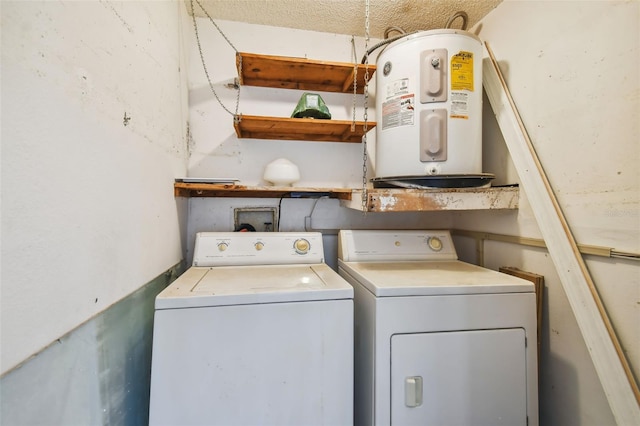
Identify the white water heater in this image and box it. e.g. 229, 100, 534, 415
375, 29, 484, 184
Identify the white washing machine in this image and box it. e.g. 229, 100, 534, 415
149, 232, 353, 426
338, 230, 538, 426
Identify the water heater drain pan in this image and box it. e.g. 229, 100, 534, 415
371, 173, 495, 189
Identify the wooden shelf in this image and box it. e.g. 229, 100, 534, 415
233, 115, 374, 143
174, 183, 520, 212
174, 182, 353, 200
237, 52, 376, 93
234, 53, 376, 143
342, 186, 520, 212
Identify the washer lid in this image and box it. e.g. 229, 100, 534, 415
156, 263, 353, 309
338, 260, 533, 297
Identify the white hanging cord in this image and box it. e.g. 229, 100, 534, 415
361, 0, 371, 213
190, 0, 241, 122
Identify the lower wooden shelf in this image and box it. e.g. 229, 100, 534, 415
174, 182, 352, 200
174, 182, 519, 212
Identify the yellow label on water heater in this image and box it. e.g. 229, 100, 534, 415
450, 51, 474, 91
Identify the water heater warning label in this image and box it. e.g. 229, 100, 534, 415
450, 91, 470, 119
451, 51, 474, 91
382, 94, 415, 130
385, 78, 410, 99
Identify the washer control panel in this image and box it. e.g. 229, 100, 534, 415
338, 230, 458, 262
193, 232, 324, 266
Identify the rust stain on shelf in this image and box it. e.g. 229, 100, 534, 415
366, 186, 519, 212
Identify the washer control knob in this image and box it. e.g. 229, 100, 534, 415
254, 242, 264, 251
217, 242, 229, 252
294, 238, 310, 254
428, 237, 443, 252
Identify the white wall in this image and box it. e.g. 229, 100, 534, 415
455, 1, 639, 424
1, 0, 188, 375
187, 19, 378, 186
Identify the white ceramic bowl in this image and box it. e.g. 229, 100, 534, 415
263, 158, 300, 186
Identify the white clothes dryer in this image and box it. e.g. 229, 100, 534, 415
338, 230, 538, 426
149, 232, 353, 426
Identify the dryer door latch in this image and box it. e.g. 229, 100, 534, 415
405, 376, 423, 407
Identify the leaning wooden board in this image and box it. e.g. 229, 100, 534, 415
484, 42, 640, 423
499, 267, 544, 361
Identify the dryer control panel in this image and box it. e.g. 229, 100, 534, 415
338, 230, 457, 262
193, 232, 324, 267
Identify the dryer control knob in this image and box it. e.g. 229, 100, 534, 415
428, 237, 443, 251
294, 238, 310, 255
217, 242, 229, 252
254, 242, 264, 251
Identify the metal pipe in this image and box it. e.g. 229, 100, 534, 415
384, 26, 407, 39
360, 32, 412, 63
451, 229, 639, 261
445, 11, 468, 30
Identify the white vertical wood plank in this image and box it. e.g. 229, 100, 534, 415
482, 43, 640, 425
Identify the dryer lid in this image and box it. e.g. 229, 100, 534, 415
156, 263, 353, 309
338, 260, 533, 297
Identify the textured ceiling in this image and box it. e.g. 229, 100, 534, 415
187, 0, 502, 39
